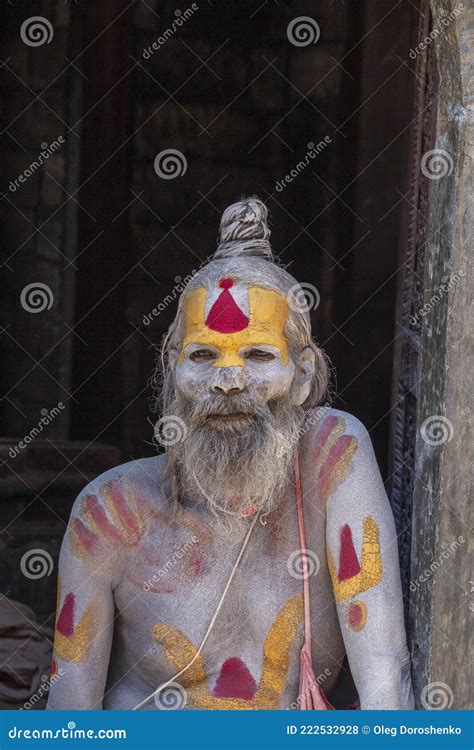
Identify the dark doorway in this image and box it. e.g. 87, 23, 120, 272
1, 0, 427, 619
65, 0, 424, 471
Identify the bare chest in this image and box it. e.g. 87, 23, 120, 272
106, 491, 343, 709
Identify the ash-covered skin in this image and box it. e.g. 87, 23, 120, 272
46, 198, 414, 711
175, 344, 297, 405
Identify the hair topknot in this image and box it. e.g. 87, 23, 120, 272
213, 196, 274, 261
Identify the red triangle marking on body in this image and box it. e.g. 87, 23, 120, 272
205, 278, 249, 333
338, 524, 361, 581
56, 593, 75, 637
212, 657, 257, 700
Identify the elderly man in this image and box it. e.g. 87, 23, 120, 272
47, 198, 414, 710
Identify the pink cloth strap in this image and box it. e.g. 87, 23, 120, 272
294, 451, 334, 710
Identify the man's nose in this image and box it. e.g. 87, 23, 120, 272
210, 367, 246, 395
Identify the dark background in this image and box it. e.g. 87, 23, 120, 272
0, 0, 422, 620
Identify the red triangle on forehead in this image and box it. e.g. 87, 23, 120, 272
205, 277, 249, 333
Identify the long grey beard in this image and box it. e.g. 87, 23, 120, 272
164, 390, 305, 536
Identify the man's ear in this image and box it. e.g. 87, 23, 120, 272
291, 347, 316, 406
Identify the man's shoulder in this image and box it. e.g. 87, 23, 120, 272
77, 454, 167, 500
299, 407, 374, 506
304, 405, 369, 444
66, 454, 168, 556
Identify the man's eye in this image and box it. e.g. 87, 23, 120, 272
190, 350, 216, 361
246, 349, 275, 361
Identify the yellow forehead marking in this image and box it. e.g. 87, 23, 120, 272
180, 285, 289, 367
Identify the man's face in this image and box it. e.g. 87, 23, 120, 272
165, 276, 310, 525
174, 279, 296, 419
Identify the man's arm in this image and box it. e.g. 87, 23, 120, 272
324, 414, 414, 709
46, 488, 118, 710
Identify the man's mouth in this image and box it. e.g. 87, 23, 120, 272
206, 412, 253, 421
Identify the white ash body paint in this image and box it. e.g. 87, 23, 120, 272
47, 198, 413, 711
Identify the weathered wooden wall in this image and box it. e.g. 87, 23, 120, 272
409, 0, 473, 709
